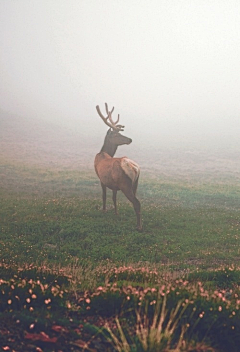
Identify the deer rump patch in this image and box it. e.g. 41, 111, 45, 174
121, 158, 140, 183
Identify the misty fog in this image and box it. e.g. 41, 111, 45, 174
1, 0, 240, 156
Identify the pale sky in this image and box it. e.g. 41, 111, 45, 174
1, 0, 240, 141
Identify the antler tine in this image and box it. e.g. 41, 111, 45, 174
96, 105, 106, 120
107, 111, 116, 126
115, 114, 125, 130
105, 103, 114, 115
115, 114, 120, 125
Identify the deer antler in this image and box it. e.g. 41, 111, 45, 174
96, 103, 125, 131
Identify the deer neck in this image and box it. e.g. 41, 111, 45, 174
100, 142, 118, 157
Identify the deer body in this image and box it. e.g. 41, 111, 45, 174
95, 153, 140, 191
94, 103, 142, 231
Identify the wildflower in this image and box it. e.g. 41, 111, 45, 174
36, 347, 43, 352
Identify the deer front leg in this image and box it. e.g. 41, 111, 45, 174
112, 190, 118, 214
101, 183, 107, 212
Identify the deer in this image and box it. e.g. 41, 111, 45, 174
94, 103, 142, 231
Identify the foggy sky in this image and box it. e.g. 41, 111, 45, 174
1, 0, 240, 142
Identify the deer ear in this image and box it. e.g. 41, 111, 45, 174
107, 128, 112, 134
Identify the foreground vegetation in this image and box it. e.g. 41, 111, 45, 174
0, 159, 239, 350
0, 263, 240, 351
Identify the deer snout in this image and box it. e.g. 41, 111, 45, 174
127, 138, 132, 145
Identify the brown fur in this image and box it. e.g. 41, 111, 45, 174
94, 152, 142, 231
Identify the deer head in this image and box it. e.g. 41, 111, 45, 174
96, 103, 132, 156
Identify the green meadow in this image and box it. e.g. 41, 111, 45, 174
1, 160, 239, 271
0, 115, 240, 351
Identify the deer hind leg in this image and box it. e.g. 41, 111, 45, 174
121, 183, 142, 231
132, 176, 139, 196
101, 182, 107, 212
112, 190, 118, 214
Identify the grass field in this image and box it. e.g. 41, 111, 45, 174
1, 160, 239, 272
0, 118, 240, 351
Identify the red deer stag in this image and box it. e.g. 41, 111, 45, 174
94, 103, 142, 231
